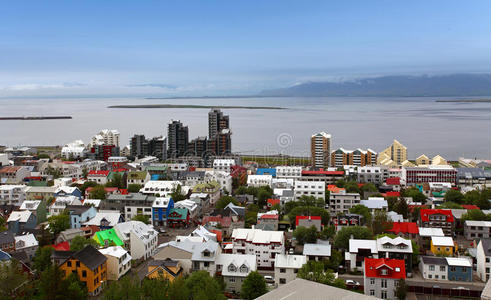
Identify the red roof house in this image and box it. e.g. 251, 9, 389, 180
462, 204, 479, 210
420, 209, 454, 223
364, 258, 406, 279
295, 215, 322, 226
387, 222, 419, 235
51, 241, 70, 251
327, 185, 345, 193
385, 191, 401, 198
87, 170, 110, 177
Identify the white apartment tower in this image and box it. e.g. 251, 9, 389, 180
311, 132, 331, 169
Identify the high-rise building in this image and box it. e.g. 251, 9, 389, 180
89, 129, 120, 148
311, 132, 331, 168
208, 108, 229, 139
149, 136, 167, 161
130, 134, 149, 159
188, 136, 208, 157
377, 139, 407, 166
330, 148, 377, 168
168, 120, 189, 158
207, 109, 231, 156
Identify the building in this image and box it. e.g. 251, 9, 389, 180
274, 254, 307, 287
61, 140, 86, 159
456, 167, 491, 187
87, 170, 110, 185
89, 129, 120, 148
476, 239, 491, 281
207, 109, 232, 156
430, 236, 457, 256
464, 220, 491, 240
192, 181, 220, 205
7, 211, 36, 234
329, 192, 361, 215
83, 210, 123, 229
357, 166, 389, 185
14, 233, 38, 260
126, 171, 150, 187
146, 259, 183, 281
294, 180, 325, 201
303, 240, 331, 261
174, 199, 199, 220
58, 245, 107, 296
67, 205, 97, 228
300, 170, 344, 185
360, 198, 389, 213
332, 213, 363, 231
0, 166, 30, 184
168, 120, 189, 158
213, 159, 235, 173
311, 132, 331, 168
99, 246, 131, 280
364, 258, 406, 300
419, 209, 454, 236
296, 216, 322, 231
331, 148, 377, 168
140, 180, 184, 197
114, 221, 158, 260
419, 256, 448, 280
376, 236, 413, 274
387, 222, 419, 240
205, 170, 232, 193
93, 228, 124, 247
257, 211, 279, 230
55, 228, 84, 244
377, 139, 407, 166
402, 165, 457, 186
347, 239, 378, 271
417, 227, 445, 249
231, 228, 285, 268
0, 185, 27, 206
0, 231, 15, 252
152, 197, 174, 227
103, 193, 156, 222
276, 166, 303, 180
446, 257, 473, 282
25, 186, 55, 201
167, 208, 190, 228
49, 196, 82, 216
247, 175, 273, 187
216, 253, 257, 294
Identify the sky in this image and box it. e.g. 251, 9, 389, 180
1, 1, 491, 97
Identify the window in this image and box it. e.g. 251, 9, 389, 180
204, 262, 209, 267
370, 290, 375, 296
279, 278, 286, 284
381, 279, 387, 288
229, 277, 235, 283
280, 268, 286, 273
429, 274, 432, 279
370, 278, 375, 285
380, 269, 388, 275
442, 275, 445, 280
394, 280, 399, 287
76, 261, 80, 268
67, 261, 72, 267
82, 270, 87, 278
381, 290, 387, 299
429, 265, 435, 271
440, 266, 446, 272
487, 258, 491, 263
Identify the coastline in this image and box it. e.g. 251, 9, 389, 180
107, 104, 285, 109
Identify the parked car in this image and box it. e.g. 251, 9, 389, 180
264, 275, 274, 283
345, 280, 360, 286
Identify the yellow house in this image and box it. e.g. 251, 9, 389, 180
146, 259, 183, 282
378, 139, 407, 166
430, 236, 457, 256
58, 245, 107, 296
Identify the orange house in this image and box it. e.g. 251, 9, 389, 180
58, 245, 107, 296
146, 259, 183, 282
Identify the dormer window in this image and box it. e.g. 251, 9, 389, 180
203, 250, 211, 257
228, 264, 237, 272
380, 269, 388, 275
240, 264, 248, 273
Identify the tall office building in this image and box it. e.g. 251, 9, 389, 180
207, 109, 231, 155
168, 120, 189, 158
311, 132, 331, 169
149, 136, 167, 161
208, 108, 230, 138
130, 134, 149, 159
188, 136, 208, 157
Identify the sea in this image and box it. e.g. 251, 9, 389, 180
1, 96, 491, 160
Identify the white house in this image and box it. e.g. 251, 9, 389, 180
247, 175, 273, 187
140, 180, 186, 197
14, 233, 39, 260
175, 200, 200, 219
294, 180, 325, 201
205, 170, 232, 193
303, 240, 332, 261
231, 228, 285, 268
0, 185, 27, 206
419, 256, 448, 280
213, 159, 235, 173
61, 140, 86, 159
216, 253, 257, 294
99, 246, 132, 280
274, 254, 307, 286
49, 196, 82, 216
276, 166, 302, 180
114, 221, 158, 260
360, 197, 388, 213
477, 238, 491, 281
83, 210, 122, 228
346, 239, 378, 271
329, 191, 361, 215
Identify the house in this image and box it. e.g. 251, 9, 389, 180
14, 233, 38, 260
295, 216, 322, 231
419, 256, 448, 280
202, 215, 242, 238
213, 159, 235, 173
49, 196, 82, 216
446, 257, 472, 282
476, 239, 491, 281
99, 246, 132, 280
0, 166, 30, 184
329, 192, 361, 215
303, 240, 331, 261
87, 170, 110, 185
19, 200, 47, 224
364, 258, 406, 300
418, 227, 444, 250
267, 198, 281, 208
192, 181, 220, 205
152, 197, 174, 227
174, 199, 199, 220
58, 245, 107, 296
0, 231, 15, 252
274, 254, 307, 286
0, 185, 28, 206
257, 211, 279, 230
294, 180, 325, 201
25, 186, 56, 201
153, 239, 221, 275
332, 213, 363, 231
83, 199, 101, 208
67, 205, 97, 228
231, 228, 285, 268
387, 211, 403, 222
430, 236, 457, 256
360, 198, 389, 213
191, 225, 217, 242
84, 186, 121, 199
55, 228, 84, 244
103, 193, 156, 222
83, 210, 123, 230
93, 228, 124, 247
223, 202, 245, 218
346, 239, 378, 271
247, 175, 273, 187
464, 220, 491, 240
376, 236, 413, 274
167, 208, 190, 228
419, 209, 454, 236
126, 171, 150, 187
7, 211, 36, 234
205, 170, 232, 194
114, 221, 158, 260
216, 253, 257, 294
387, 222, 419, 240
54, 186, 82, 199
140, 180, 184, 197
146, 259, 183, 281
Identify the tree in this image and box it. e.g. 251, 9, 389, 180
319, 225, 335, 240
70, 236, 99, 251
216, 195, 239, 210
38, 265, 87, 300
106, 172, 125, 189
0, 216, 6, 232
335, 179, 346, 188
297, 260, 346, 288
361, 183, 378, 193
461, 209, 488, 221
170, 184, 187, 202
395, 279, 408, 300
185, 270, 226, 300
463, 190, 480, 204
141, 277, 171, 299
89, 184, 107, 200
0, 259, 28, 299
444, 189, 464, 204
345, 181, 360, 193
293, 226, 318, 245
78, 180, 97, 196
370, 210, 393, 235
257, 187, 273, 208
438, 201, 462, 209
102, 274, 143, 300
386, 196, 398, 211
324, 249, 343, 271
334, 226, 373, 250
33, 246, 54, 273
132, 214, 151, 224
241, 271, 267, 300
476, 188, 491, 209
47, 212, 70, 235
393, 198, 409, 218
349, 204, 372, 224
127, 183, 142, 193
401, 187, 426, 203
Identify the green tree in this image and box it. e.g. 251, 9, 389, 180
370, 210, 393, 235
132, 214, 151, 224
0, 259, 29, 299
393, 198, 409, 218
297, 260, 346, 288
102, 274, 143, 300
216, 195, 239, 210
127, 183, 142, 193
293, 225, 318, 245
438, 201, 462, 209
241, 271, 268, 300
319, 225, 336, 240
386, 196, 398, 211
106, 172, 125, 189
33, 246, 54, 273
324, 249, 343, 271
476, 188, 491, 209
335, 179, 346, 188
185, 270, 226, 300
345, 181, 360, 193
77, 180, 97, 196
401, 187, 426, 203
461, 209, 488, 221
463, 190, 481, 204
395, 279, 408, 300
361, 183, 378, 193
257, 186, 273, 208
349, 204, 372, 224
89, 184, 107, 200
47, 212, 70, 235
444, 189, 464, 204
38, 265, 87, 300
334, 226, 373, 250
141, 277, 171, 299
170, 184, 187, 202
70, 236, 99, 251
0, 216, 6, 232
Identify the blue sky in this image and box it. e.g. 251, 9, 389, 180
1, 1, 491, 97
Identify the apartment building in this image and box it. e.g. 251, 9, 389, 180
0, 185, 27, 206
357, 166, 389, 185
274, 254, 307, 286
0, 166, 30, 184
294, 180, 325, 201
377, 140, 407, 167
311, 132, 331, 168
402, 165, 457, 186
330, 148, 377, 168
477, 239, 491, 282
364, 258, 406, 300
419, 209, 454, 236
329, 191, 361, 215
103, 193, 156, 223
464, 220, 491, 240
300, 170, 344, 185
213, 159, 235, 173
231, 228, 285, 268
99, 246, 132, 280
114, 221, 158, 260
276, 166, 303, 180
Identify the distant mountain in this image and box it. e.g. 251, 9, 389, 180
260, 74, 491, 97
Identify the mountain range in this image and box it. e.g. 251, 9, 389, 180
259, 74, 491, 97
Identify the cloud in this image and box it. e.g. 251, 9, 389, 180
0, 82, 86, 91
125, 83, 177, 89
